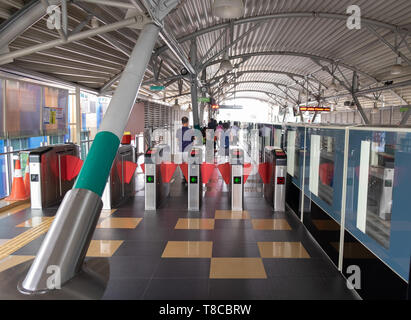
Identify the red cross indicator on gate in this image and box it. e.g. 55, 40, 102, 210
277, 177, 285, 185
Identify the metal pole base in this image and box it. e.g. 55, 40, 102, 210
0, 258, 109, 300
20, 188, 103, 293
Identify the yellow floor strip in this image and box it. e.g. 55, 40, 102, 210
0, 218, 54, 261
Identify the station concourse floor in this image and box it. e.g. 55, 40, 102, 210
0, 169, 360, 300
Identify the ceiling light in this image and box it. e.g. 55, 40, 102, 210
391, 56, 403, 75
213, 0, 245, 19
220, 54, 233, 72
329, 80, 337, 92
91, 17, 99, 29
173, 99, 181, 110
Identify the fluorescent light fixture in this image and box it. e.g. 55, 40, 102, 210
213, 0, 245, 19
391, 56, 403, 75
220, 54, 233, 72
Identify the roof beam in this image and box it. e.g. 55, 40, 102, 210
155, 12, 411, 56
367, 25, 411, 66
0, 0, 62, 52
203, 51, 376, 81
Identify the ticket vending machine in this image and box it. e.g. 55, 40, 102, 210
264, 147, 287, 212
230, 147, 245, 211
188, 147, 203, 211
144, 145, 170, 210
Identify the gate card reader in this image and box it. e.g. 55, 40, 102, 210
188, 147, 203, 211
144, 145, 171, 210
264, 147, 287, 212
230, 147, 245, 211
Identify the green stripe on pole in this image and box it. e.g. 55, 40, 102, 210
74, 131, 120, 197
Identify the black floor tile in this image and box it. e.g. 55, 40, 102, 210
211, 229, 256, 242
102, 278, 150, 300
252, 230, 302, 242
269, 276, 332, 300
143, 279, 209, 300
263, 258, 339, 278
169, 230, 215, 241
107, 256, 161, 279
113, 240, 167, 257
153, 259, 210, 279
209, 279, 272, 300
12, 235, 46, 255
214, 220, 252, 229
212, 241, 260, 257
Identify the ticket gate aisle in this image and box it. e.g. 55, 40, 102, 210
230, 147, 245, 211
102, 145, 136, 210
188, 147, 203, 211
29, 144, 79, 209
264, 147, 287, 212
144, 145, 170, 210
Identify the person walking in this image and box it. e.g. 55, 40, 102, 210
176, 116, 192, 183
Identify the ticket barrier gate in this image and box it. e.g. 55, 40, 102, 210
144, 145, 170, 210
102, 145, 136, 210
230, 147, 245, 211
29, 144, 80, 209
188, 147, 203, 211
264, 147, 287, 212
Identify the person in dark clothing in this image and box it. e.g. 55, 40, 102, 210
223, 122, 230, 156
208, 118, 217, 130
176, 116, 192, 152
176, 116, 192, 184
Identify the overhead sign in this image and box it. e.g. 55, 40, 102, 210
300, 106, 331, 112
150, 85, 165, 91
198, 97, 211, 103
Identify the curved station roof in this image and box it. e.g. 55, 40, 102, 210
0, 0, 410, 114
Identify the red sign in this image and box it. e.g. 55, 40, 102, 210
299, 106, 331, 112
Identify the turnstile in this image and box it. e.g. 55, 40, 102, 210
29, 144, 79, 209
188, 147, 203, 211
102, 145, 136, 210
264, 147, 287, 212
144, 145, 170, 210
230, 147, 244, 211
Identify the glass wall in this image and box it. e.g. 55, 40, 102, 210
344, 128, 411, 281
283, 124, 411, 286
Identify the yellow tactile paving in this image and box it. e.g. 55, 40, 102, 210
257, 242, 310, 258
175, 218, 215, 230
0, 218, 54, 261
215, 210, 250, 220
312, 220, 340, 231
251, 219, 292, 230
210, 258, 267, 279
0, 203, 31, 220
16, 217, 54, 228
97, 217, 142, 229
100, 209, 117, 218
86, 240, 124, 257
0, 255, 35, 273
161, 241, 213, 258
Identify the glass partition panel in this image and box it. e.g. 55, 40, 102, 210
345, 128, 411, 281
318, 136, 335, 205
